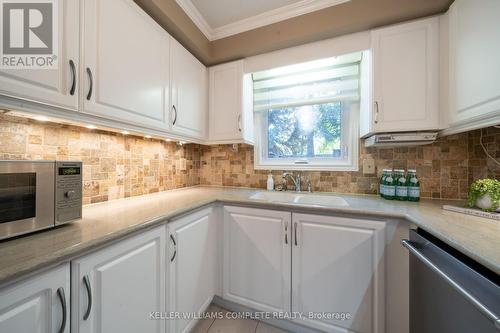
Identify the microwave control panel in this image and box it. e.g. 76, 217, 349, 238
55, 161, 83, 224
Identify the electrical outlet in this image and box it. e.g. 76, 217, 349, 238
363, 159, 375, 174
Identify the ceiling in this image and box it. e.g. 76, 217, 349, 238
135, 0, 454, 66
178, 0, 351, 40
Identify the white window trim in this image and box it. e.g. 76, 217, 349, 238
253, 102, 359, 172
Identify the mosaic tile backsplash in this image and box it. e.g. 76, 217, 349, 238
199, 127, 500, 200
0, 115, 200, 205
0, 114, 498, 203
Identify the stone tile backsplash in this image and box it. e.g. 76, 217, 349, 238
199, 127, 500, 200
0, 115, 200, 204
0, 114, 498, 203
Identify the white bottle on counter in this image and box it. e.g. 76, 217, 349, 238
267, 173, 274, 191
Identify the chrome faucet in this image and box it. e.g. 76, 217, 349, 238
282, 172, 302, 192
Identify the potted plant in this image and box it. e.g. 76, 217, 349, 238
467, 179, 500, 212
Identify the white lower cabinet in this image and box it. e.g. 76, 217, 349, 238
0, 264, 70, 333
1, 204, 393, 333
222, 206, 291, 313
167, 207, 217, 333
71, 226, 166, 333
292, 213, 386, 333
222, 207, 387, 333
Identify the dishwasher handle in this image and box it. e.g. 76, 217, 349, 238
401, 239, 500, 330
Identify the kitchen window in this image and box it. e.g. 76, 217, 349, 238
253, 52, 361, 171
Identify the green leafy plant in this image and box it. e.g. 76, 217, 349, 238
467, 179, 500, 212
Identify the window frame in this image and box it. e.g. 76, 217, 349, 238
254, 101, 359, 171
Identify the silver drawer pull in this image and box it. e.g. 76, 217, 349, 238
294, 222, 298, 246
172, 105, 177, 126
69, 60, 76, 96
83, 275, 92, 320
56, 287, 67, 333
284, 222, 288, 245
170, 234, 177, 262
86, 68, 93, 101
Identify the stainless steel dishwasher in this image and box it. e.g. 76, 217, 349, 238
402, 229, 500, 333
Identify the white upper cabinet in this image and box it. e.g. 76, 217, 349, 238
81, 0, 171, 131
222, 206, 291, 313
71, 226, 165, 333
292, 214, 386, 333
362, 17, 440, 137
0, 264, 70, 333
444, 0, 500, 133
167, 207, 217, 333
208, 60, 254, 144
170, 39, 207, 139
0, 0, 79, 111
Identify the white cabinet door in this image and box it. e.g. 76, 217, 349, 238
222, 206, 291, 313
82, 0, 170, 131
0, 0, 79, 111
447, 0, 500, 129
292, 213, 385, 333
71, 226, 166, 333
167, 207, 217, 333
170, 39, 207, 139
208, 60, 254, 144
370, 17, 439, 134
0, 264, 70, 333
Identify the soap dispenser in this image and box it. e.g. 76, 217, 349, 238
267, 172, 274, 191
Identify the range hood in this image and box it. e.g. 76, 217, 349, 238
364, 132, 438, 147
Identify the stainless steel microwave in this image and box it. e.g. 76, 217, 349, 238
0, 161, 82, 240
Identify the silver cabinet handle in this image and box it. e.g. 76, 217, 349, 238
86, 68, 93, 101
170, 234, 177, 262
172, 105, 177, 126
401, 239, 500, 330
56, 287, 67, 333
83, 275, 92, 321
69, 60, 76, 96
294, 222, 298, 246
284, 222, 288, 245
237, 114, 242, 132
374, 101, 379, 124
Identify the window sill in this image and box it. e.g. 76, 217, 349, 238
253, 163, 359, 172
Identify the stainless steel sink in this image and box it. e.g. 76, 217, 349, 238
249, 191, 349, 207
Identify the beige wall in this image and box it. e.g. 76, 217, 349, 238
135, 0, 454, 66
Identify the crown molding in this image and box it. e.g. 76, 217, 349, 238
176, 0, 214, 39
176, 0, 351, 41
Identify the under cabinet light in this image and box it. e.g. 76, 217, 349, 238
34, 115, 49, 122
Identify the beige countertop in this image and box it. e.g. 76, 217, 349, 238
1, 186, 499, 287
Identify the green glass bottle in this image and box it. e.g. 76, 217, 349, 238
384, 170, 396, 200
395, 169, 408, 201
407, 169, 420, 202
379, 170, 387, 198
